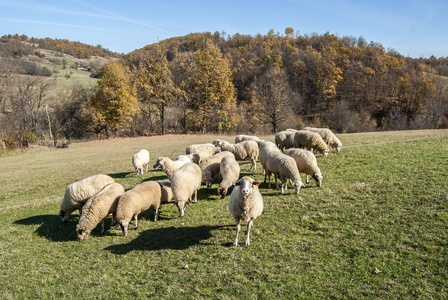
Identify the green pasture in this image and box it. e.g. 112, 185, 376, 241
0, 130, 447, 299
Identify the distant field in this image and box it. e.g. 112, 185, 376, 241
0, 130, 447, 299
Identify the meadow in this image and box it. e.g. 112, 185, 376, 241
0, 130, 447, 299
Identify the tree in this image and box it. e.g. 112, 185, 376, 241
135, 45, 175, 135
250, 62, 299, 132
89, 60, 138, 137
191, 39, 237, 132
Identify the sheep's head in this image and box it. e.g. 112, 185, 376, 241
217, 186, 227, 199
153, 157, 164, 169
236, 177, 259, 197
76, 226, 89, 240
323, 148, 330, 157
174, 200, 189, 217
59, 210, 70, 223
119, 221, 129, 236
313, 173, 323, 187
292, 181, 305, 194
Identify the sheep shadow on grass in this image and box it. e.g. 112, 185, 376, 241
104, 225, 227, 254
14, 214, 79, 242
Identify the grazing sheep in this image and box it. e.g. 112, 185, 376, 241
190, 145, 220, 164
215, 140, 259, 171
171, 163, 202, 217
200, 151, 235, 189
153, 156, 189, 180
115, 181, 163, 236
175, 154, 193, 164
294, 130, 329, 157
234, 134, 263, 145
186, 143, 214, 154
132, 149, 150, 175
218, 155, 240, 199
303, 127, 342, 152
265, 152, 305, 194
258, 141, 281, 182
76, 183, 125, 240
59, 174, 115, 223
228, 176, 263, 246
275, 130, 296, 151
284, 148, 323, 187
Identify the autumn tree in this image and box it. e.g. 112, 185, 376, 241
191, 40, 237, 132
89, 59, 138, 137
135, 45, 175, 135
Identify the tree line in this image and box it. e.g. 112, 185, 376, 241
1, 30, 447, 147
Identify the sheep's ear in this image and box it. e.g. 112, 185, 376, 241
252, 181, 260, 186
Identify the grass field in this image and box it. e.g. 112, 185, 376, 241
0, 130, 447, 299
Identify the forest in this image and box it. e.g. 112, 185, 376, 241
0, 30, 447, 146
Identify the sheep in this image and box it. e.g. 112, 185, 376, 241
115, 181, 164, 236
76, 183, 125, 240
274, 130, 296, 151
302, 127, 342, 152
265, 152, 305, 194
158, 181, 174, 203
171, 162, 202, 217
234, 134, 263, 145
185, 143, 214, 154
228, 176, 264, 246
258, 141, 281, 182
283, 148, 324, 187
217, 155, 241, 199
200, 151, 235, 189
132, 149, 150, 175
215, 140, 259, 171
190, 145, 220, 164
153, 156, 189, 180
175, 154, 193, 164
294, 130, 329, 157
59, 174, 115, 223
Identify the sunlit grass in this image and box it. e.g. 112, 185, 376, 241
0, 130, 447, 299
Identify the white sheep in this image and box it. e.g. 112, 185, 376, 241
115, 181, 164, 236
274, 130, 296, 151
190, 145, 220, 164
200, 151, 235, 189
217, 155, 240, 199
258, 141, 281, 182
302, 127, 342, 152
132, 149, 150, 175
171, 162, 202, 217
185, 143, 214, 154
234, 134, 263, 145
215, 140, 259, 171
228, 176, 263, 246
265, 152, 305, 194
283, 148, 323, 187
76, 183, 125, 240
158, 181, 174, 204
294, 130, 329, 157
59, 174, 115, 223
153, 156, 189, 180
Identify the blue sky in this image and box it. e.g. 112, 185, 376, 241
0, 0, 447, 58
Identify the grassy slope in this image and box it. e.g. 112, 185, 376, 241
0, 130, 447, 299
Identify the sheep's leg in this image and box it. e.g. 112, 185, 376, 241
133, 214, 138, 230
251, 158, 256, 171
245, 220, 253, 246
100, 220, 105, 234
275, 175, 279, 190
306, 175, 310, 184
281, 180, 287, 194
267, 171, 272, 188
194, 190, 198, 203
234, 219, 241, 246
154, 208, 158, 222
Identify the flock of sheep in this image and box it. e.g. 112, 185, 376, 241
58, 127, 342, 246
